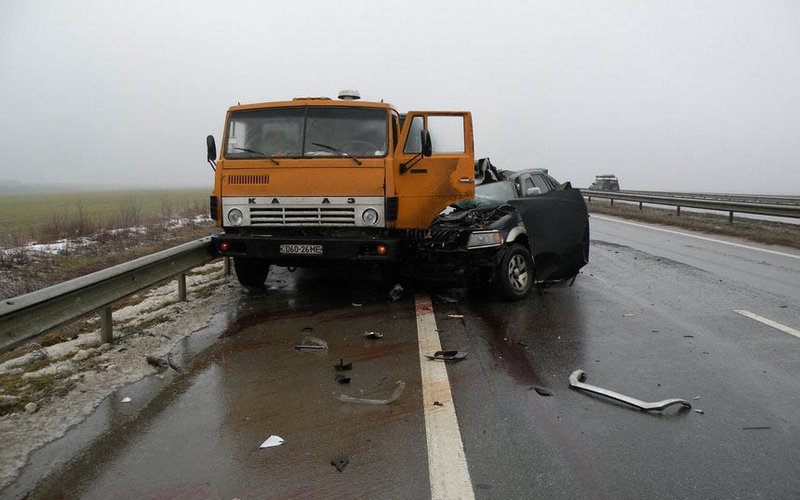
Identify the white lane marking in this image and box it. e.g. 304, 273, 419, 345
591, 214, 800, 260
735, 310, 800, 339
415, 294, 474, 500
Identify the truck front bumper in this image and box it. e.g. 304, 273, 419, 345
212, 232, 398, 266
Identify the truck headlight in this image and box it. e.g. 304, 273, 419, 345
227, 208, 244, 226
467, 230, 503, 249
362, 208, 379, 226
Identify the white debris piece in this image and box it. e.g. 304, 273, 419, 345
260, 435, 284, 448
121, 397, 132, 403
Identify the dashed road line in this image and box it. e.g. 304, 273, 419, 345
415, 294, 474, 500
735, 310, 800, 339
592, 214, 800, 260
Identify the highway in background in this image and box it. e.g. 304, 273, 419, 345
6, 217, 799, 498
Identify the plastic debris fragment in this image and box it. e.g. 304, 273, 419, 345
121, 397, 132, 403
352, 303, 363, 307
335, 358, 352, 371
364, 331, 384, 339
389, 283, 404, 301
447, 314, 464, 319
530, 386, 553, 396
260, 435, 284, 448
331, 456, 349, 472
568, 369, 691, 412
433, 401, 444, 407
295, 337, 328, 351
335, 374, 351, 384
301, 327, 314, 334
339, 380, 405, 405
622, 313, 638, 317
425, 350, 468, 362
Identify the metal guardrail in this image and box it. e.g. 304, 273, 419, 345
0, 237, 218, 352
582, 190, 800, 221
619, 190, 800, 207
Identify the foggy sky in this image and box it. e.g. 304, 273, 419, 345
1, 0, 799, 193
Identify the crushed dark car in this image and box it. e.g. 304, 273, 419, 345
405, 159, 590, 300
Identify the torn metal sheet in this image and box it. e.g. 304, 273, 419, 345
568, 369, 691, 412
425, 350, 468, 362
294, 336, 328, 351
259, 435, 284, 448
338, 380, 405, 405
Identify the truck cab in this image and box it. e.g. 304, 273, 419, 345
207, 91, 474, 286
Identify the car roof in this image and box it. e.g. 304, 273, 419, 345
501, 168, 550, 180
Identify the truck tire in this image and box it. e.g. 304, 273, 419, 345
233, 257, 269, 288
495, 244, 533, 301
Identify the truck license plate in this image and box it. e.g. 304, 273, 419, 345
279, 244, 323, 255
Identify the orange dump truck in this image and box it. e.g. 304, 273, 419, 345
207, 91, 474, 286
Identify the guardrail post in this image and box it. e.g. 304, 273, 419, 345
639, 202, 643, 210
587, 196, 591, 202
100, 306, 113, 343
729, 211, 734, 224
610, 198, 614, 207
224, 257, 232, 276
676, 206, 681, 216
178, 272, 187, 301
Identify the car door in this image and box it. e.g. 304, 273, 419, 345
392, 112, 474, 228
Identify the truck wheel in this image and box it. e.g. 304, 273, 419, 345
495, 244, 533, 301
233, 257, 269, 288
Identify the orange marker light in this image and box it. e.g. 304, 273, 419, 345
220, 242, 229, 252
377, 244, 387, 255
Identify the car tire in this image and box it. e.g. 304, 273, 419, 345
495, 243, 533, 301
233, 257, 269, 288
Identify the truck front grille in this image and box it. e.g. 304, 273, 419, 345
249, 206, 356, 226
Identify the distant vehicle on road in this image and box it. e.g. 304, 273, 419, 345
590, 174, 620, 191
407, 160, 590, 300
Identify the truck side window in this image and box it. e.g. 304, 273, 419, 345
403, 116, 424, 154
427, 116, 465, 154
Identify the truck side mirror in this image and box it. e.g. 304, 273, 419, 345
421, 129, 432, 157
207, 135, 217, 162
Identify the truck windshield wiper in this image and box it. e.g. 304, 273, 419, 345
311, 143, 362, 165
233, 147, 279, 165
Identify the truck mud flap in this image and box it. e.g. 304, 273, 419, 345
508, 188, 589, 281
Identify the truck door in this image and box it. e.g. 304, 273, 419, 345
392, 112, 474, 228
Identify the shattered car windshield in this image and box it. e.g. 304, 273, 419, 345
453, 181, 519, 209
224, 107, 388, 159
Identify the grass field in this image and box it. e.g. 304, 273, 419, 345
0, 188, 211, 246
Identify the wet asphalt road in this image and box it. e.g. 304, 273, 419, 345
7, 215, 800, 499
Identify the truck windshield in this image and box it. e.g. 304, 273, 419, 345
225, 107, 388, 159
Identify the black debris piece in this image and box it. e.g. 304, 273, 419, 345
530, 386, 553, 397
425, 350, 468, 362
433, 401, 444, 407
334, 374, 351, 384
742, 426, 771, 430
301, 327, 314, 334
331, 456, 349, 472
517, 341, 528, 348
683, 335, 694, 338
335, 359, 353, 371
364, 331, 384, 339
146, 355, 168, 369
